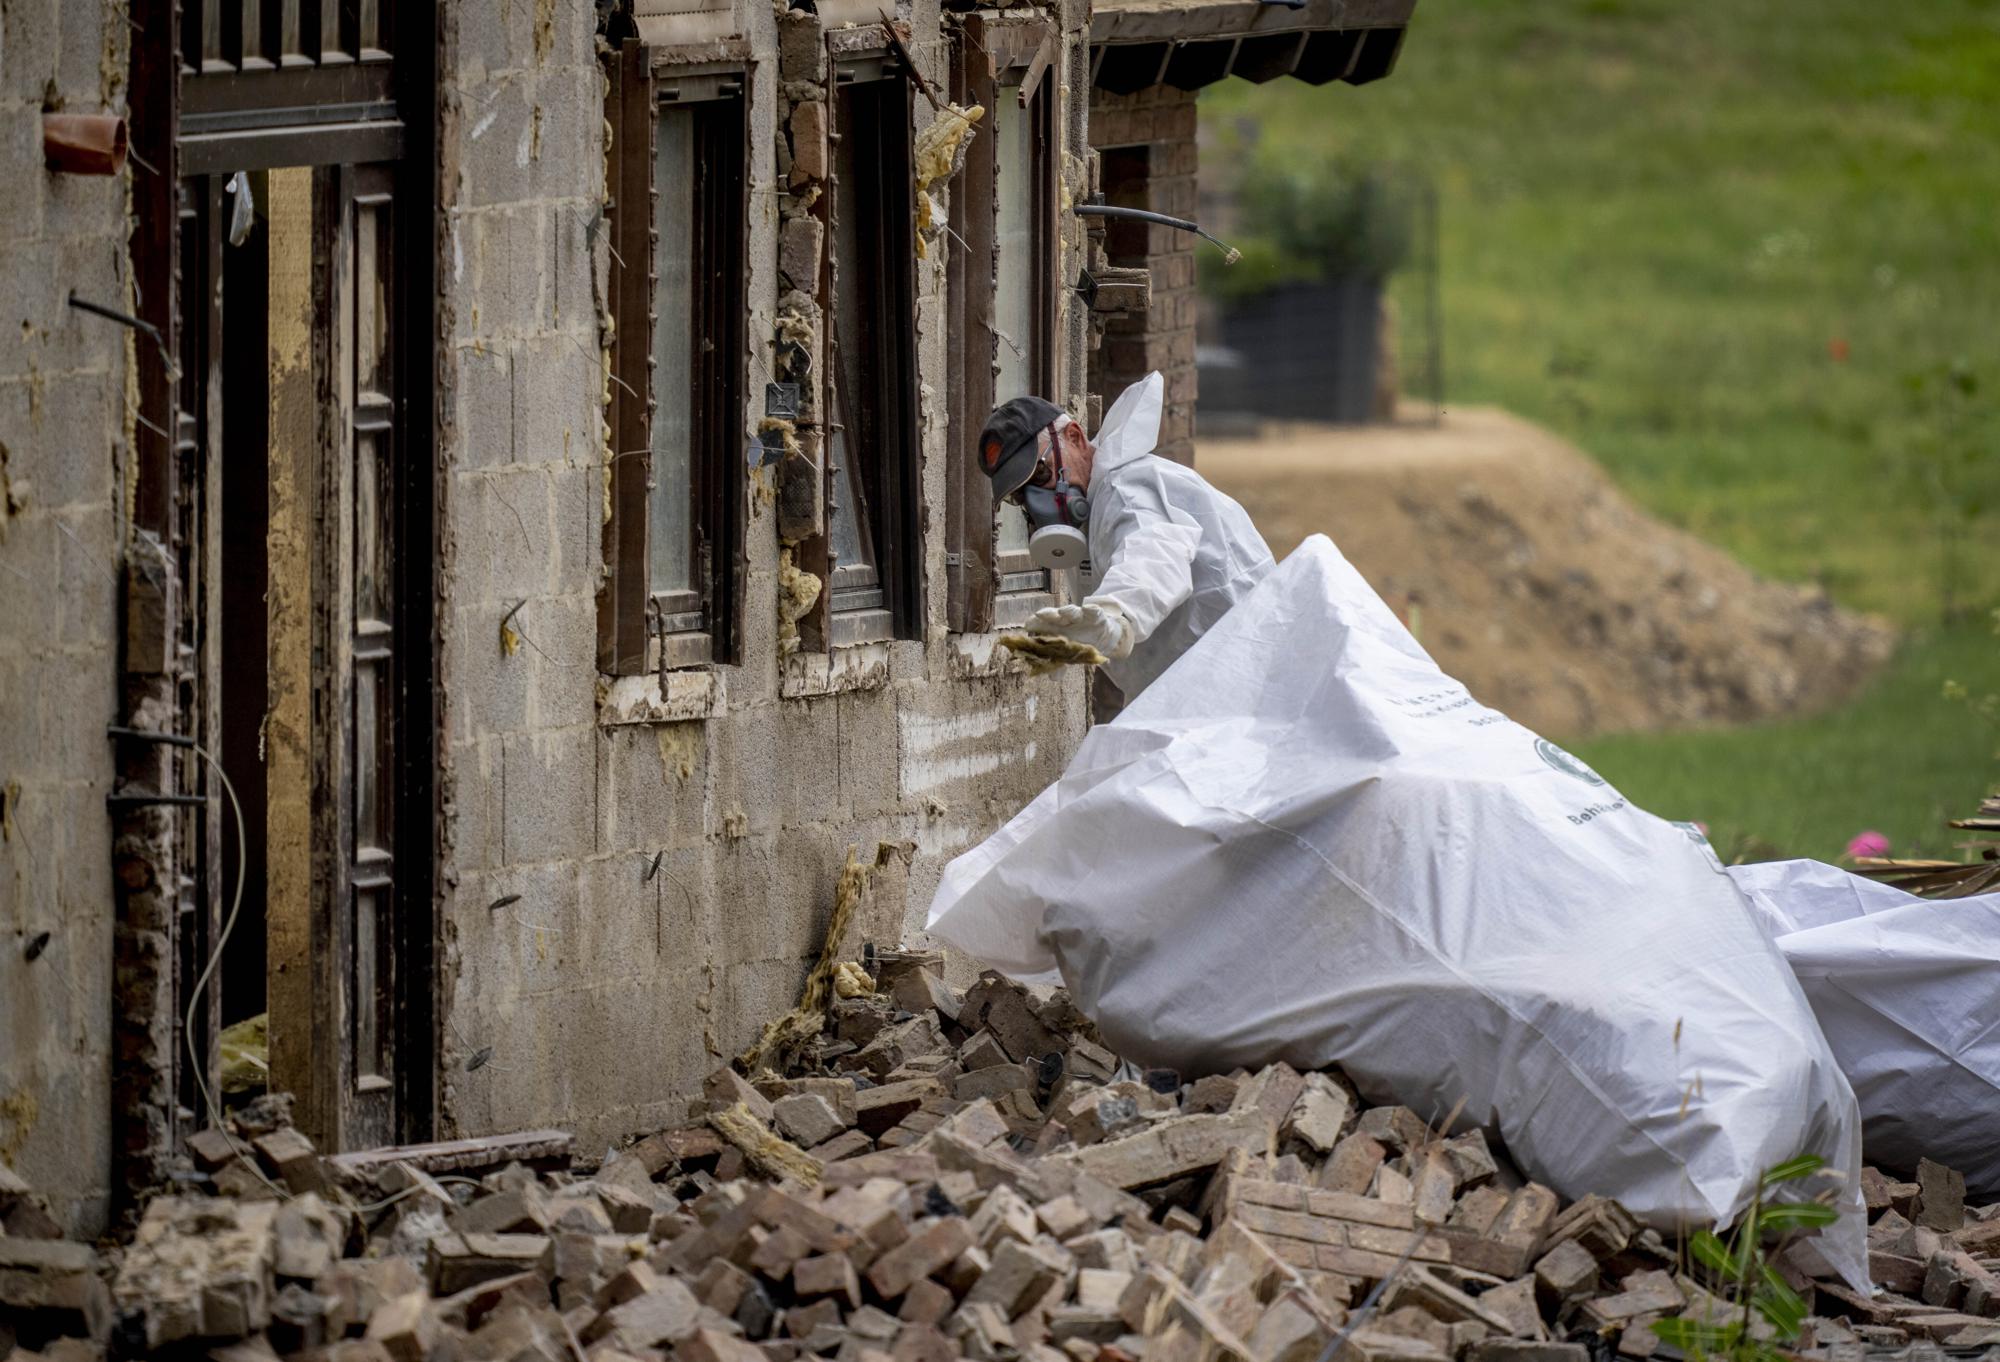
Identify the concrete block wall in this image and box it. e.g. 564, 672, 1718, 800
0, 0, 130, 1231
1087, 83, 1199, 464
435, 0, 1093, 1155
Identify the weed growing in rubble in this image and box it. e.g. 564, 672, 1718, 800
1652, 1153, 1840, 1362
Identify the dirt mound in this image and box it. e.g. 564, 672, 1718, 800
1197, 407, 1895, 737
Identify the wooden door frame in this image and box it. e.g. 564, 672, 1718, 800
120, 0, 440, 1180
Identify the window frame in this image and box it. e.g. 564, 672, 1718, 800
946, 16, 1060, 634
824, 58, 924, 648
600, 40, 748, 676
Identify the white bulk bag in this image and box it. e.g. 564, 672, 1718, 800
1728, 857, 2000, 1197
930, 535, 1865, 1287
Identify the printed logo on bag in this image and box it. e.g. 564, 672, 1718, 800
1535, 737, 1606, 787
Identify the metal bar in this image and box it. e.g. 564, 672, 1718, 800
106, 792, 210, 807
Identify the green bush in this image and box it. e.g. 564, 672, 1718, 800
1202, 155, 1418, 302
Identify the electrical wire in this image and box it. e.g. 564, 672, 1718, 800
1073, 204, 1243, 262
182, 739, 290, 1202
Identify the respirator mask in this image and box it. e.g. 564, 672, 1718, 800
1016, 421, 1090, 570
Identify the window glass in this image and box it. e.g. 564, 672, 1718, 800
828, 82, 879, 585
649, 107, 695, 595
992, 93, 1037, 556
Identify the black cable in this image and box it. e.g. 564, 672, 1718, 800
1073, 204, 1242, 262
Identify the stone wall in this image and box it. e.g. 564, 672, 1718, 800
433, 0, 1094, 1155
1087, 83, 1199, 464
0, 0, 130, 1233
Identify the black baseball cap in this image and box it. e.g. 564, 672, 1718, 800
977, 395, 1065, 498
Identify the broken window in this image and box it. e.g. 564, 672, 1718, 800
602, 45, 746, 673
826, 69, 923, 646
946, 20, 1059, 632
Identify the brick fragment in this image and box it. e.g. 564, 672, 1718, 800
897, 1278, 956, 1325
890, 968, 965, 1023
958, 1032, 1011, 1071
807, 1129, 875, 1164
1443, 1130, 1499, 1189
1869, 1251, 1926, 1295
1052, 1111, 1271, 1191
1247, 1289, 1337, 1362
679, 1326, 767, 1362
1542, 1194, 1636, 1259
453, 1187, 552, 1237
771, 1094, 847, 1149
959, 975, 1064, 1064
953, 1063, 1036, 1104
1320, 1133, 1388, 1195
1185, 1073, 1241, 1113
1533, 1239, 1598, 1312
1355, 1106, 1432, 1153
363, 1291, 436, 1362
1410, 1153, 1458, 1226
1916, 1158, 1967, 1231
1281, 1074, 1353, 1155
1489, 1183, 1560, 1258
0, 1236, 111, 1343
965, 1238, 1072, 1318
1477, 1277, 1546, 1340
1449, 1185, 1510, 1236
1859, 1166, 1895, 1212
1229, 1063, 1307, 1136
855, 1079, 946, 1138
855, 1015, 947, 1080
1035, 1195, 1094, 1241
1468, 1343, 1591, 1362
865, 1218, 976, 1301
188, 1127, 246, 1173
584, 1279, 703, 1350
792, 1253, 862, 1309
705, 1067, 776, 1124
254, 1127, 332, 1196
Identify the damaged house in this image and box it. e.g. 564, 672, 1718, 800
0, 0, 1411, 1233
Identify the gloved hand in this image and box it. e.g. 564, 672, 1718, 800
1025, 599, 1136, 661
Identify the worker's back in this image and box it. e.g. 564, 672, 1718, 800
1084, 451, 1275, 700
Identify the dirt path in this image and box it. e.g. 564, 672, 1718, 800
1197, 407, 1894, 737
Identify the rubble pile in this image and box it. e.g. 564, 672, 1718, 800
5, 954, 1999, 1361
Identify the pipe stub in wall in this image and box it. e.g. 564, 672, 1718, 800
43, 113, 129, 177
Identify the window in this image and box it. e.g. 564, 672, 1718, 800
825, 68, 922, 645
946, 19, 1058, 633
600, 41, 746, 674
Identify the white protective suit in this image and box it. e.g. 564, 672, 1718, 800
1080, 373, 1275, 699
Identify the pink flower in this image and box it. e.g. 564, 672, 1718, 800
1845, 830, 1890, 860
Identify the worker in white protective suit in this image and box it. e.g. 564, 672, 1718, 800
977, 371, 1276, 699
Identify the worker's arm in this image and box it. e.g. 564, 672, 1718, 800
1083, 479, 1203, 647
1027, 477, 1201, 660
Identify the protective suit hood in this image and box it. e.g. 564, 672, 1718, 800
1078, 372, 1274, 699
1090, 371, 1164, 476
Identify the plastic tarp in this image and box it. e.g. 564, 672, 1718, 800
1728, 857, 2000, 1197
930, 534, 1867, 1287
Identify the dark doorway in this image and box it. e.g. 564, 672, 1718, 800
218, 174, 270, 1029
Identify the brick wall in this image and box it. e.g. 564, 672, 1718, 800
1088, 84, 1200, 465
0, 0, 129, 1233
433, 0, 1093, 1155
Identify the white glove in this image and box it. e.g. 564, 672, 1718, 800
1025, 600, 1136, 661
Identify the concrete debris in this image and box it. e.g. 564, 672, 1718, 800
5, 967, 1997, 1360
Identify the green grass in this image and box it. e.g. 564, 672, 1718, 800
1575, 626, 1996, 861
1201, 0, 2000, 859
